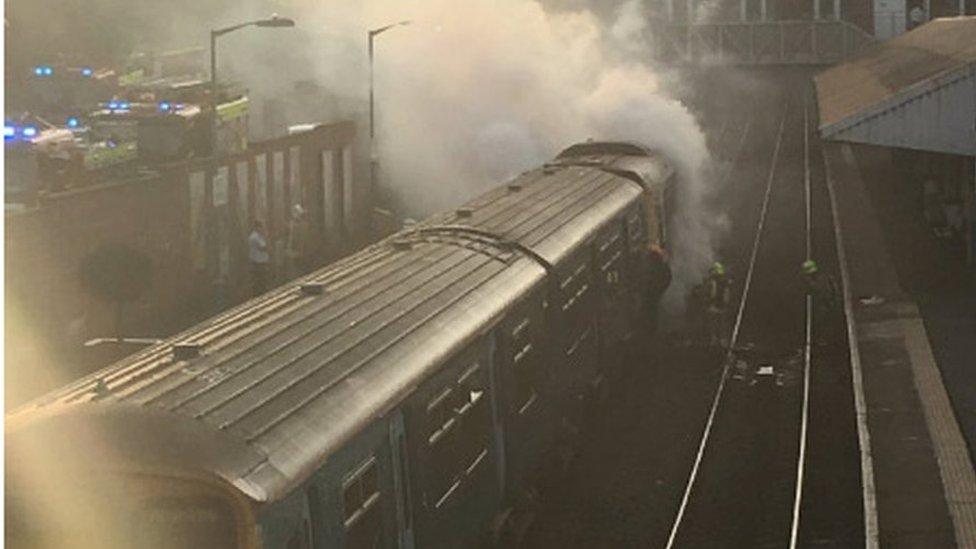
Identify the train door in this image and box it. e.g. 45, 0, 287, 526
389, 411, 415, 549
552, 244, 598, 397
406, 336, 501, 547
595, 218, 629, 382
625, 205, 649, 331
485, 331, 507, 497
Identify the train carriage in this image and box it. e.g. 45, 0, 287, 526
5, 141, 675, 549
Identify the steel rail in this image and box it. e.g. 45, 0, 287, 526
789, 94, 814, 549
665, 100, 787, 549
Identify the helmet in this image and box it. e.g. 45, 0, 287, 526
802, 259, 819, 275
710, 261, 726, 276
650, 243, 669, 262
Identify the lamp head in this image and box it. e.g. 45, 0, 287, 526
256, 15, 295, 28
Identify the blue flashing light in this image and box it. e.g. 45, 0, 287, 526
159, 101, 171, 112
108, 101, 120, 110
81, 67, 93, 77
67, 117, 80, 128
119, 101, 130, 109
33, 66, 44, 76
43, 66, 53, 76
22, 126, 38, 138
4, 126, 16, 140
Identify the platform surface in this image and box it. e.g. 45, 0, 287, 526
825, 141, 976, 548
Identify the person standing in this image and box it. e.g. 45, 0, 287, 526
909, 4, 927, 29
644, 243, 673, 334
801, 259, 839, 313
249, 220, 271, 297
705, 261, 732, 348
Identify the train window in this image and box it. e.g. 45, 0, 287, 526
628, 208, 645, 253
560, 261, 591, 313
342, 458, 382, 549
511, 314, 538, 414
424, 353, 492, 510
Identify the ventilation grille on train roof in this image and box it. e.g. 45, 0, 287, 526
299, 283, 327, 296
173, 343, 202, 361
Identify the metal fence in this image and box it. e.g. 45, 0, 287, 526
5, 121, 362, 407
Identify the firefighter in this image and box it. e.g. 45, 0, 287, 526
801, 259, 839, 313
644, 243, 672, 334
647, 243, 672, 305
704, 261, 732, 348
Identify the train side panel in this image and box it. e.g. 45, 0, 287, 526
257, 415, 407, 549
403, 334, 502, 548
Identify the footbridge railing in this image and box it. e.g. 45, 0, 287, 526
656, 20, 875, 65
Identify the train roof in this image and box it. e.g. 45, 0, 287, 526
554, 140, 675, 195
6, 146, 662, 505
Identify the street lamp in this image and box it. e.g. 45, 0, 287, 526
367, 20, 411, 191
208, 14, 293, 308
210, 14, 295, 158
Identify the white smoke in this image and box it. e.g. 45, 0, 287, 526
226, 0, 720, 311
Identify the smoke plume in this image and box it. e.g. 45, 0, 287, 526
223, 1, 719, 309
9, 0, 724, 312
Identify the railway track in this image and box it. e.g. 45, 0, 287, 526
665, 83, 862, 548
518, 69, 862, 549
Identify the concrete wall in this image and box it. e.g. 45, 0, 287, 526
5, 121, 362, 407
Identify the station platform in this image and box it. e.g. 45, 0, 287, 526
824, 141, 976, 547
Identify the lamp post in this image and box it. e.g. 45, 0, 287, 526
208, 15, 293, 308
367, 20, 411, 192
210, 14, 295, 159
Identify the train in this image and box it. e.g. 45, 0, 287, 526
5, 140, 677, 549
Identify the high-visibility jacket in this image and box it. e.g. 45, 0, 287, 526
706, 274, 731, 310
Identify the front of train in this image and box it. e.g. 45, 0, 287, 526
5, 403, 261, 549
555, 140, 677, 305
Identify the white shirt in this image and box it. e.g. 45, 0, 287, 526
249, 230, 270, 264
910, 7, 926, 24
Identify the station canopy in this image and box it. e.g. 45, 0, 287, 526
815, 16, 976, 156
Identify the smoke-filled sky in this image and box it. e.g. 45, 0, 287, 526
247, 0, 710, 215
7, 0, 724, 307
